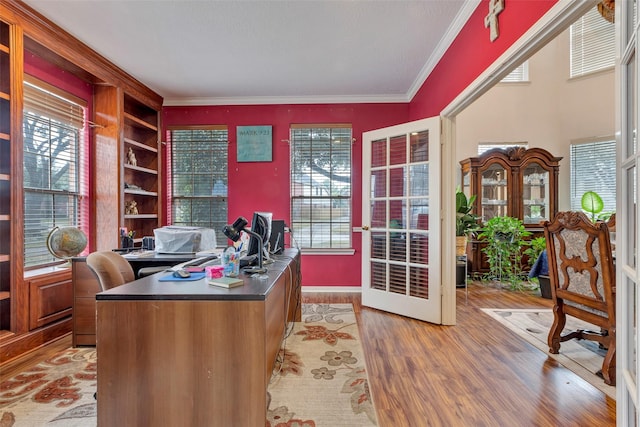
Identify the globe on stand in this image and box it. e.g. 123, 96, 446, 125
46, 226, 88, 266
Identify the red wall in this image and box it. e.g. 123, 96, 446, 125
162, 103, 409, 286
162, 0, 558, 288
409, 0, 557, 119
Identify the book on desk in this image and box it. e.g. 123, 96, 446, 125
208, 276, 243, 288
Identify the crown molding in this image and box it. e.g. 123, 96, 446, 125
162, 93, 409, 107
406, 0, 481, 101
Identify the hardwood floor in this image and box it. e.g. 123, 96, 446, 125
304, 283, 616, 427
2, 283, 616, 426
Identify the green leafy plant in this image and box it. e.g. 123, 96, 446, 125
581, 191, 614, 222
455, 186, 479, 236
478, 216, 532, 289
581, 191, 604, 222
523, 236, 546, 269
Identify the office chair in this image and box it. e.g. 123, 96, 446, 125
86, 251, 135, 291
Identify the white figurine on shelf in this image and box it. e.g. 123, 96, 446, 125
127, 147, 137, 167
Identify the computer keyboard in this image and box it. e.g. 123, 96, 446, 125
170, 255, 219, 271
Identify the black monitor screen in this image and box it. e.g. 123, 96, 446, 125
246, 212, 272, 258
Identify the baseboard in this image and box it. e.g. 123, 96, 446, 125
302, 286, 362, 293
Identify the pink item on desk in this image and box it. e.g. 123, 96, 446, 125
205, 265, 224, 279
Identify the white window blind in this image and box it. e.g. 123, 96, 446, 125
23, 76, 88, 268
168, 127, 228, 247
290, 125, 352, 249
570, 6, 615, 78
570, 140, 616, 215
501, 62, 529, 82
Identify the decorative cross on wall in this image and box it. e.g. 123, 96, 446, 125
484, 0, 505, 42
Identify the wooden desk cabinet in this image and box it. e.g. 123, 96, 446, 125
96, 249, 301, 427
71, 260, 101, 346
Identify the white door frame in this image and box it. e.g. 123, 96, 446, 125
438, 1, 597, 326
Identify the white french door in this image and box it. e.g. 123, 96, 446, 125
618, 1, 639, 423
361, 117, 441, 323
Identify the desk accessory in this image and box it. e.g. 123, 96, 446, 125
222, 216, 267, 275
158, 272, 206, 282
208, 276, 243, 288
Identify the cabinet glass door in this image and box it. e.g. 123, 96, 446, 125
480, 163, 507, 221
522, 162, 549, 224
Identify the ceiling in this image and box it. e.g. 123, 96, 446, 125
23, 0, 478, 106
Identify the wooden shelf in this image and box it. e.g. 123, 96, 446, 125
0, 214, 9, 221
124, 112, 157, 131
0, 291, 10, 301
0, 173, 9, 181
124, 188, 158, 197
0, 92, 9, 101
124, 164, 157, 175
0, 132, 9, 141
125, 214, 158, 220
124, 137, 158, 153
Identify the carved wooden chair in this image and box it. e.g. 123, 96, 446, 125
543, 211, 616, 385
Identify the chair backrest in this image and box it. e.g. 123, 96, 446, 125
543, 211, 616, 327
86, 251, 135, 291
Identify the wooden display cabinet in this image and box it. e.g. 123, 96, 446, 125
460, 147, 562, 274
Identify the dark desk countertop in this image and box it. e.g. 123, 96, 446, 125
96, 250, 298, 302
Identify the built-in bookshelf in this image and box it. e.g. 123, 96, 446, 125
0, 19, 12, 335
122, 94, 161, 244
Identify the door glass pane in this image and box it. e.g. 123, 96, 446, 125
370, 200, 386, 229
626, 167, 637, 268
370, 231, 386, 260
371, 169, 386, 198
410, 265, 429, 298
625, 276, 637, 379
389, 231, 406, 261
409, 164, 428, 196
389, 167, 406, 197
626, 54, 637, 157
410, 130, 429, 162
481, 163, 508, 221
389, 264, 406, 294
371, 138, 387, 167
522, 162, 549, 224
370, 260, 386, 291
410, 198, 429, 230
389, 135, 406, 165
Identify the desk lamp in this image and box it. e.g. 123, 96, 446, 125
222, 216, 267, 274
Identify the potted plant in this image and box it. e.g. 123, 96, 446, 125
455, 186, 479, 256
478, 216, 532, 289
581, 191, 614, 222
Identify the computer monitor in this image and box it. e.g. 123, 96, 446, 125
246, 212, 272, 261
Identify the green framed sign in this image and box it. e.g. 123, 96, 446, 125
237, 125, 272, 162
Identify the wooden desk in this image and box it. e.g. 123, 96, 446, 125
71, 252, 200, 346
95, 249, 301, 427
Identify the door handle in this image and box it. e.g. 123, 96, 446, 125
362, 226, 369, 231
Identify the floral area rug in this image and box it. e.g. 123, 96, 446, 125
481, 308, 615, 399
0, 303, 377, 427
267, 303, 377, 426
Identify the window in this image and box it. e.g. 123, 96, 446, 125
570, 6, 615, 78
23, 76, 88, 268
290, 124, 352, 250
500, 62, 529, 83
570, 139, 616, 215
167, 127, 228, 247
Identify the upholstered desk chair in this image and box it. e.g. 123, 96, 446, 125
86, 251, 135, 291
543, 211, 616, 385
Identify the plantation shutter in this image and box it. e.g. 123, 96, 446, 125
500, 62, 528, 83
